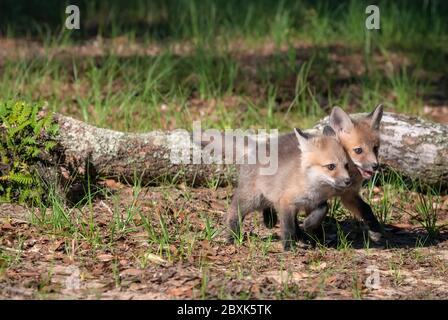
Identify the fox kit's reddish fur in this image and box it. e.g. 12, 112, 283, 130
263, 104, 384, 242
227, 126, 351, 250
328, 104, 384, 241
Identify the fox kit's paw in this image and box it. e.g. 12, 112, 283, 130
296, 240, 313, 250
225, 231, 236, 244
226, 233, 240, 244
368, 230, 383, 243
282, 240, 296, 251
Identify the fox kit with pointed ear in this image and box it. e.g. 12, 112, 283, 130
262, 105, 384, 242
303, 104, 384, 241
227, 126, 351, 250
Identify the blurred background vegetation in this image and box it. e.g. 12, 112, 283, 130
1, 0, 447, 45
0, 0, 447, 131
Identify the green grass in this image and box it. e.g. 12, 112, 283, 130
413, 187, 445, 239
1, 1, 447, 133
0, 236, 23, 272
1, 0, 447, 299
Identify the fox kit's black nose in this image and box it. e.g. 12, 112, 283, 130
372, 163, 379, 171
344, 178, 351, 186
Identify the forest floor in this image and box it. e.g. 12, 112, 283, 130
1, 183, 448, 299
1, 1, 448, 299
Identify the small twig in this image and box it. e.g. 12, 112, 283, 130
99, 200, 114, 215
0, 245, 22, 253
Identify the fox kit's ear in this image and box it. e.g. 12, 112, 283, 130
323, 125, 336, 137
329, 106, 354, 133
294, 128, 309, 150
367, 103, 383, 130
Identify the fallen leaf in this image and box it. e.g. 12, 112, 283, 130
97, 254, 114, 262
390, 223, 414, 229
119, 259, 128, 266
51, 240, 65, 252
0, 223, 13, 230
145, 253, 168, 266
167, 284, 194, 297
310, 262, 327, 272
101, 179, 124, 189
120, 268, 143, 277
262, 270, 308, 284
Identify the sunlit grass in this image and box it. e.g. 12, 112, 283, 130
1, 0, 447, 299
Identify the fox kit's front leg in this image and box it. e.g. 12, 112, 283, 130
341, 193, 383, 242
276, 199, 298, 250
303, 201, 328, 233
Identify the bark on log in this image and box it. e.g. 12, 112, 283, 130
52, 112, 448, 188
53, 113, 234, 186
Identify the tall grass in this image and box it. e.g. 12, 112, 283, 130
1, 0, 447, 132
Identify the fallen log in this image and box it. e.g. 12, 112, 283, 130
52, 112, 447, 188
52, 113, 233, 187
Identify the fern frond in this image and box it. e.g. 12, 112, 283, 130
44, 141, 57, 151
8, 173, 34, 185
0, 100, 58, 204
22, 137, 37, 146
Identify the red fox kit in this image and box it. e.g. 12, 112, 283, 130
227, 126, 351, 250
263, 104, 384, 242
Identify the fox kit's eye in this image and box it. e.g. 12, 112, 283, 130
326, 164, 336, 171
353, 147, 363, 154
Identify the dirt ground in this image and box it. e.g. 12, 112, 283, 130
1, 184, 447, 300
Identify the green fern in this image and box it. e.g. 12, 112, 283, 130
0, 101, 59, 204
1, 173, 34, 185
44, 141, 57, 152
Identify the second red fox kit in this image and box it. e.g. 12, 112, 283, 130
227, 125, 352, 250
263, 104, 384, 244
